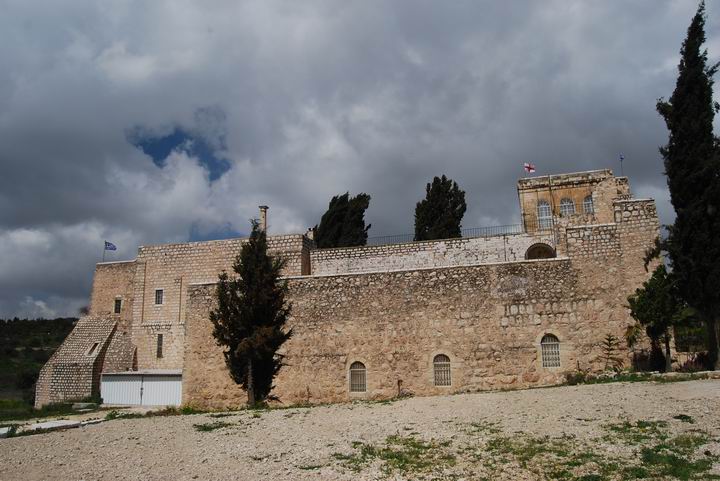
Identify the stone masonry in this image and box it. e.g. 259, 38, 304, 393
36, 169, 660, 409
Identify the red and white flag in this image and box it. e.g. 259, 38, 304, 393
523, 162, 536, 173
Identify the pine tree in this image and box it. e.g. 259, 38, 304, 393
210, 220, 292, 406
314, 192, 371, 248
657, 1, 720, 369
414, 175, 467, 241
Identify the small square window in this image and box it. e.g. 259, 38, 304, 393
114, 299, 122, 314
156, 334, 164, 358
154, 289, 164, 305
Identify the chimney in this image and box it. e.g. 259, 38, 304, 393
258, 205, 269, 232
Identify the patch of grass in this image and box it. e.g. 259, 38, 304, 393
334, 435, 455, 475
208, 412, 234, 418
673, 414, 695, 423
467, 420, 501, 435
297, 464, 325, 470
0, 399, 90, 422
640, 445, 714, 480
105, 410, 144, 421
193, 421, 233, 432
251, 412, 261, 419
604, 420, 668, 444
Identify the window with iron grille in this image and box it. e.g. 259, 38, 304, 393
349, 361, 366, 392
541, 334, 560, 368
156, 334, 164, 358
114, 298, 122, 314
433, 354, 451, 386
583, 195, 594, 214
559, 198, 575, 216
537, 200, 552, 230
155, 289, 164, 305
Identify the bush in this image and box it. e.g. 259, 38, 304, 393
677, 352, 709, 373
564, 371, 587, 385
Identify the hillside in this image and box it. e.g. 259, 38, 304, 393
0, 317, 76, 403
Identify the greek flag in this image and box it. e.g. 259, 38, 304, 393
104, 241, 117, 251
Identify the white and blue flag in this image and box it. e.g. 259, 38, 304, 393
104, 241, 117, 251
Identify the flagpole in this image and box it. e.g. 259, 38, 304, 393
102, 242, 106, 263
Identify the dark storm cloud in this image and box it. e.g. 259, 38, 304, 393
0, 0, 717, 317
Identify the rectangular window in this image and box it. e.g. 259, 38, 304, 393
156, 334, 163, 358
86, 342, 100, 356
114, 298, 122, 314
154, 289, 164, 305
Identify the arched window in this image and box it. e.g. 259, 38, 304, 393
560, 198, 575, 216
583, 195, 594, 214
349, 361, 366, 392
525, 243, 556, 260
541, 334, 561, 368
537, 200, 552, 230
433, 354, 451, 386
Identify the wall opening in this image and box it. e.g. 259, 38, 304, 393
525, 243, 556, 260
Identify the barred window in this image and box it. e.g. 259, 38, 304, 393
433, 354, 451, 386
154, 289, 164, 305
349, 361, 366, 393
583, 195, 594, 214
156, 334, 164, 358
537, 200, 552, 230
560, 198, 575, 216
114, 298, 122, 314
541, 334, 561, 368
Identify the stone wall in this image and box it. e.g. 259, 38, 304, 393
183, 254, 638, 408
89, 260, 136, 327
66, 234, 315, 379
310, 233, 555, 276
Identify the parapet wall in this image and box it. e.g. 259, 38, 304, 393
310, 233, 554, 276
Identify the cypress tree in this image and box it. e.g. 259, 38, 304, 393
414, 175, 467, 241
657, 1, 720, 369
210, 220, 292, 406
314, 192, 371, 248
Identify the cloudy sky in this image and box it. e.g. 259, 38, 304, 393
1, 0, 718, 318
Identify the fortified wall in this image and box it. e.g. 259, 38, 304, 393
36, 169, 660, 408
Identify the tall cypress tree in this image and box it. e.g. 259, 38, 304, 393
414, 175, 467, 241
657, 1, 720, 369
314, 192, 371, 248
210, 220, 292, 405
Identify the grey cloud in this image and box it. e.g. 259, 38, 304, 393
0, 0, 717, 316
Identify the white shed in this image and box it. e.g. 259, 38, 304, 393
101, 370, 182, 406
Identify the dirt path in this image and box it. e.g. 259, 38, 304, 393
1, 380, 718, 480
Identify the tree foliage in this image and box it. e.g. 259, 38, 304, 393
414, 175, 467, 241
210, 220, 292, 405
656, 1, 720, 369
314, 192, 371, 248
627, 265, 685, 372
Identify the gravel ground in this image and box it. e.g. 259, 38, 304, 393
1, 379, 719, 481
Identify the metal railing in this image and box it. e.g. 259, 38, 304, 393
366, 222, 534, 247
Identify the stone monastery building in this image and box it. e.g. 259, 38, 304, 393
36, 169, 659, 409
